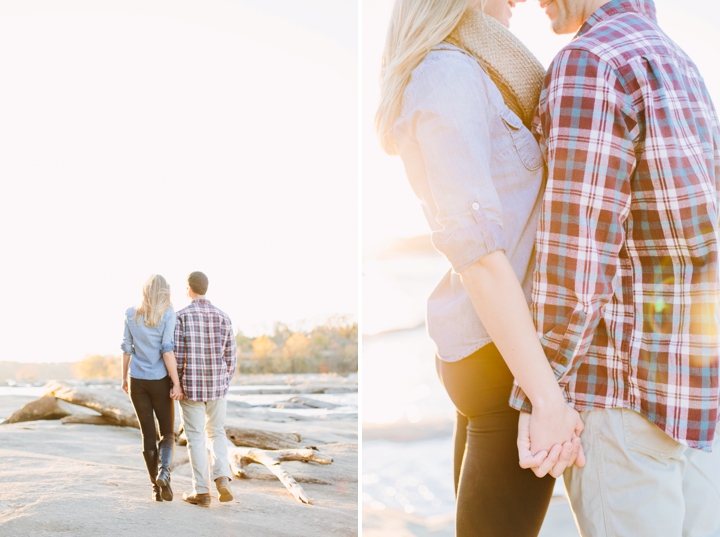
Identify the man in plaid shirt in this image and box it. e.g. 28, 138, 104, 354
175, 271, 237, 507
513, 0, 720, 533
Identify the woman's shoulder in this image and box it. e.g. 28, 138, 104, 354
163, 307, 177, 320
402, 42, 495, 116
413, 42, 484, 84
125, 306, 136, 319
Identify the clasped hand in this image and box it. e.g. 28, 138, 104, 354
170, 384, 185, 400
517, 405, 586, 478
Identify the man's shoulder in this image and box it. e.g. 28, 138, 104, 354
210, 304, 233, 325
564, 11, 670, 69
177, 301, 231, 323
176, 304, 193, 319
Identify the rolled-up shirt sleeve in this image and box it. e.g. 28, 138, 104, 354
160, 308, 176, 354
404, 53, 507, 273
121, 313, 134, 355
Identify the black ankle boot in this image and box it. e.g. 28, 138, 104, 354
156, 442, 174, 501
142, 450, 162, 502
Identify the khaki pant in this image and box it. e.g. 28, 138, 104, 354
179, 397, 231, 495
564, 408, 720, 537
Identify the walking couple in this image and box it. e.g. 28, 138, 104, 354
377, 0, 720, 535
121, 271, 238, 507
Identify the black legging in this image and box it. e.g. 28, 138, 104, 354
128, 376, 174, 453
436, 343, 556, 537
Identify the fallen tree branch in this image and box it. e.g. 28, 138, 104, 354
224, 426, 303, 450
230, 447, 333, 505
60, 414, 123, 426
44, 381, 139, 429
3, 396, 72, 424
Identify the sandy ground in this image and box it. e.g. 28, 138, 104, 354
0, 395, 358, 537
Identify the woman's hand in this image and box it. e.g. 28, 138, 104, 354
121, 378, 129, 394
517, 408, 586, 478
170, 384, 184, 400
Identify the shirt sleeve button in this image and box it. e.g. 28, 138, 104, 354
471, 202, 480, 211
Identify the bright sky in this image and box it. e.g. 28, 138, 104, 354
363, 0, 720, 257
0, 0, 358, 362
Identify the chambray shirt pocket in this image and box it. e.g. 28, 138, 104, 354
499, 107, 544, 171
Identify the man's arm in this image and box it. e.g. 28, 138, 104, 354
223, 320, 237, 382
510, 47, 638, 410
174, 315, 185, 385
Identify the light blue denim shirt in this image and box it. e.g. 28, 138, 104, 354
121, 307, 176, 379
393, 43, 545, 362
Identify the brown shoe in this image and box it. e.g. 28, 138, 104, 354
215, 477, 233, 502
182, 492, 211, 507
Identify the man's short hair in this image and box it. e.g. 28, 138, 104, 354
188, 271, 209, 296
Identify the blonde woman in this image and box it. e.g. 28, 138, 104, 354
376, 0, 584, 534
121, 274, 183, 502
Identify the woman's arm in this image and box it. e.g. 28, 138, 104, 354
461, 251, 584, 476
121, 353, 131, 394
162, 351, 184, 400
405, 55, 581, 476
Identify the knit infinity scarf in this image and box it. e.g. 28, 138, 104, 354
446, 10, 546, 128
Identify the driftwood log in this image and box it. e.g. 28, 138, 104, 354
176, 424, 304, 450
230, 447, 333, 504
60, 415, 124, 426
224, 426, 304, 449
44, 381, 138, 428
3, 396, 73, 424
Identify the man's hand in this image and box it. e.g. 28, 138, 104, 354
170, 384, 184, 400
530, 400, 585, 455
517, 410, 586, 478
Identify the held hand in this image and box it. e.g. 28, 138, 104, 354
517, 409, 586, 478
170, 384, 184, 400
121, 379, 129, 394
529, 400, 584, 458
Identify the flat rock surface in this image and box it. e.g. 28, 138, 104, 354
0, 399, 358, 536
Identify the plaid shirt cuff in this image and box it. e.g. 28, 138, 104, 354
509, 382, 533, 413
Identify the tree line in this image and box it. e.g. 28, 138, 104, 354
64, 320, 358, 379
235, 321, 358, 375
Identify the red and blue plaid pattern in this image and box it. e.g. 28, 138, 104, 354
175, 299, 237, 402
509, 0, 720, 451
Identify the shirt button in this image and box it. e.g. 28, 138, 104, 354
558, 357, 568, 366
471, 202, 480, 211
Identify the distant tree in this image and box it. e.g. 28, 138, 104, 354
16, 365, 39, 382
271, 322, 292, 346
283, 333, 310, 359
72, 355, 120, 379
235, 331, 254, 357
252, 336, 277, 360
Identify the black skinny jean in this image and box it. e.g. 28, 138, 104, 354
128, 376, 175, 453
436, 343, 555, 537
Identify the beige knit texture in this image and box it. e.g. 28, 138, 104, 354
446, 10, 545, 128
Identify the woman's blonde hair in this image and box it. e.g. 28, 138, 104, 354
375, 0, 477, 155
135, 274, 172, 327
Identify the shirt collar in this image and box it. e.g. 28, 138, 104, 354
576, 0, 657, 38
192, 298, 210, 303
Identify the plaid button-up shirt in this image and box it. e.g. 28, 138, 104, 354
509, 0, 720, 451
175, 298, 237, 402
